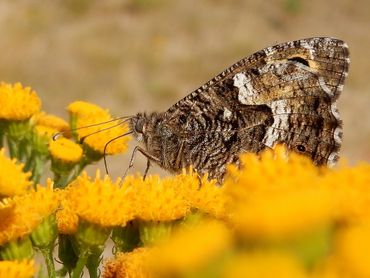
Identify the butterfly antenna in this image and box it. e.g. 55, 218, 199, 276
103, 131, 134, 174
52, 116, 133, 141
78, 118, 131, 144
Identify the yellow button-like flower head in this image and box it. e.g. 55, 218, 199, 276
103, 248, 151, 278
0, 82, 41, 120
0, 260, 37, 278
0, 149, 32, 197
224, 145, 336, 239
124, 174, 191, 222
49, 137, 83, 165
148, 220, 232, 276
0, 180, 58, 245
66, 171, 135, 227
67, 101, 130, 156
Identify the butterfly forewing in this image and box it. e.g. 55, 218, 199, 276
159, 37, 349, 180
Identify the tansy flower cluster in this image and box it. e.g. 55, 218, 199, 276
2, 81, 370, 278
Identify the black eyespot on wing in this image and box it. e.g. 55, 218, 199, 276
288, 56, 310, 67
297, 145, 306, 152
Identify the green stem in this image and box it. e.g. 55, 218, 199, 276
17, 138, 30, 163
55, 267, 68, 278
7, 137, 18, 159
61, 158, 89, 187
75, 158, 89, 177
86, 253, 101, 278
24, 151, 35, 173
0, 128, 4, 149
54, 172, 72, 189
41, 248, 56, 278
31, 154, 46, 184
71, 255, 88, 278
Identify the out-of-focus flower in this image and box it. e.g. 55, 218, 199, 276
0, 260, 37, 278
148, 220, 232, 276
332, 222, 370, 277
33, 125, 58, 140
66, 171, 135, 227
32, 111, 69, 134
31, 112, 70, 152
321, 163, 370, 223
103, 248, 152, 278
67, 101, 107, 118
224, 145, 336, 239
0, 180, 58, 245
221, 251, 307, 278
0, 82, 41, 121
67, 101, 130, 156
0, 149, 32, 197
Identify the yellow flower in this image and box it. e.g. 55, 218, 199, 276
224, 145, 336, 239
48, 137, 83, 164
103, 248, 152, 278
34, 125, 58, 139
0, 180, 58, 245
221, 251, 307, 278
148, 220, 232, 276
56, 190, 78, 234
181, 169, 226, 219
124, 174, 190, 222
67, 101, 130, 155
32, 111, 69, 133
0, 201, 15, 231
66, 171, 135, 227
0, 149, 32, 197
32, 112, 70, 144
0, 82, 41, 120
321, 163, 370, 223
0, 260, 37, 278
68, 101, 107, 117
333, 222, 370, 277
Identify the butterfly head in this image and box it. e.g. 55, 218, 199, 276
130, 112, 165, 143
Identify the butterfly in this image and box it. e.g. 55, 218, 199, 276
125, 37, 349, 181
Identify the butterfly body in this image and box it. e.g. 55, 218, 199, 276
129, 37, 350, 181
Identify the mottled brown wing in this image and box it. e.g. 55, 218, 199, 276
165, 37, 349, 178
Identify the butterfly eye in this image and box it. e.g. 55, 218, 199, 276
297, 145, 306, 152
135, 119, 145, 133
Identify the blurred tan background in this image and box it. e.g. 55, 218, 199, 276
1, 0, 369, 177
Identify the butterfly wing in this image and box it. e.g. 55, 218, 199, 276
165, 37, 349, 179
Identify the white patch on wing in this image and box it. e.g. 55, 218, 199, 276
233, 73, 256, 104
333, 126, 342, 145
271, 100, 291, 115
263, 127, 279, 147
262, 113, 290, 147
327, 152, 339, 167
318, 76, 333, 96
300, 40, 315, 59
223, 107, 232, 120
330, 102, 340, 120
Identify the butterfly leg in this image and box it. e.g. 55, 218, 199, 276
123, 146, 161, 179
143, 159, 151, 180
196, 171, 203, 189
